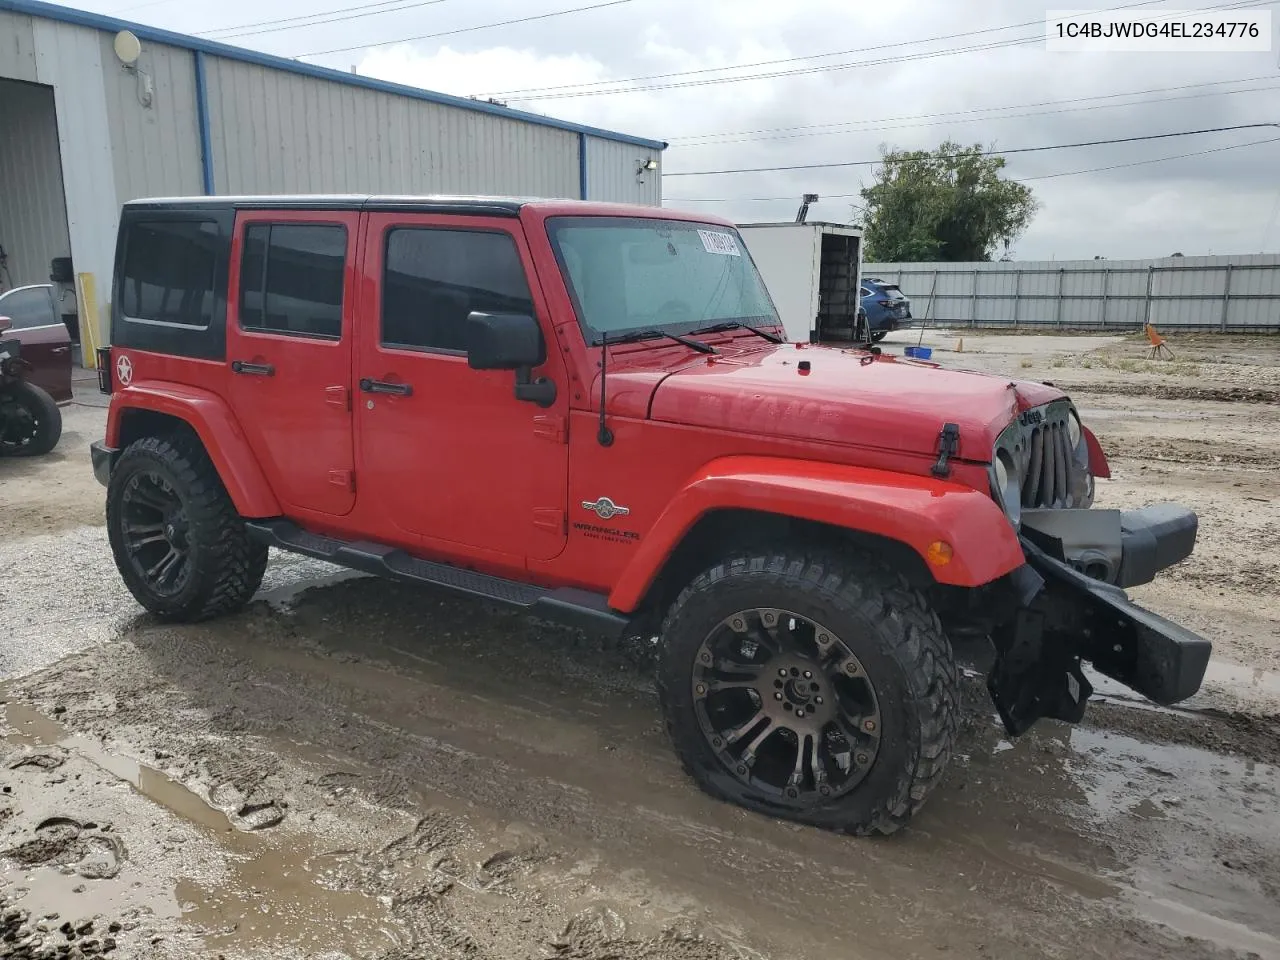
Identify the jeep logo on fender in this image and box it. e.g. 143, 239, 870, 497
582, 497, 629, 520
115, 354, 133, 387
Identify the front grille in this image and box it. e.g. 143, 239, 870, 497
991, 400, 1091, 518
1021, 417, 1074, 508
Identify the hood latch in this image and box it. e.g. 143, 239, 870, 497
931, 422, 960, 478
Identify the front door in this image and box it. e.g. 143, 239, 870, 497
354, 213, 569, 564
226, 211, 357, 517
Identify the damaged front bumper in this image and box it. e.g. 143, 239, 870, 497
988, 503, 1212, 736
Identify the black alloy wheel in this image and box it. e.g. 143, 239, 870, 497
106, 434, 268, 622
657, 550, 957, 835
691, 607, 881, 804
118, 469, 195, 597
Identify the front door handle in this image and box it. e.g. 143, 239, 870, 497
231, 360, 275, 376
359, 378, 412, 397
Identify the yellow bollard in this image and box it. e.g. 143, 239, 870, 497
75, 272, 101, 369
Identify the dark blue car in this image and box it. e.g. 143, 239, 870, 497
860, 278, 912, 341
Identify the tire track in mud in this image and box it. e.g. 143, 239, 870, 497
1097, 435, 1280, 471
1054, 381, 1280, 405
9, 588, 1252, 960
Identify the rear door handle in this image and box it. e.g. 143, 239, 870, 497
359, 378, 412, 397
231, 360, 275, 376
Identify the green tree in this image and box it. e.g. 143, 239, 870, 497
860, 141, 1037, 262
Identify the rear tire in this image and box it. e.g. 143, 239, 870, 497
106, 433, 268, 622
871, 331, 888, 343
0, 381, 62, 456
656, 549, 957, 835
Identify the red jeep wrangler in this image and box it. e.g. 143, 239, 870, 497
91, 196, 1210, 834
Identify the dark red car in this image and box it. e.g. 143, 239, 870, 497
0, 284, 74, 403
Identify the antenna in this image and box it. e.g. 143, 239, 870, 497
597, 331, 614, 447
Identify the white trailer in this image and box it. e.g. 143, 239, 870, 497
737, 222, 863, 344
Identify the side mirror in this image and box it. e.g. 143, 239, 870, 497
465, 311, 557, 408
466, 312, 545, 370
0, 316, 11, 333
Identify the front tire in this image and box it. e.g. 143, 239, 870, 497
106, 433, 268, 622
0, 381, 62, 456
656, 550, 957, 835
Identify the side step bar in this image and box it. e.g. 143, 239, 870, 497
245, 519, 632, 638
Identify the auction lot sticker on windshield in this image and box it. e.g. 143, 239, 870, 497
698, 230, 741, 256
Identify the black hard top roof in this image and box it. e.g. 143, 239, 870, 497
122, 195, 551, 217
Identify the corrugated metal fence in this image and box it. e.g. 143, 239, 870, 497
860, 254, 1280, 331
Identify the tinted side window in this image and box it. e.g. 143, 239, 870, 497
121, 220, 219, 327
239, 223, 346, 339
382, 228, 533, 352
0, 288, 58, 329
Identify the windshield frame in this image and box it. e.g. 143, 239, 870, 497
544, 215, 783, 347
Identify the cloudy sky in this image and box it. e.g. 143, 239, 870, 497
59, 0, 1280, 259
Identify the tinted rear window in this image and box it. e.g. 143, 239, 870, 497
121, 220, 220, 327
239, 223, 347, 339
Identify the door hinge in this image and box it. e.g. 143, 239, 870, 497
533, 508, 565, 534
329, 469, 355, 491
533, 414, 567, 444
932, 422, 960, 478
325, 385, 350, 411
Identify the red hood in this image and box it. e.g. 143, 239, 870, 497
635, 342, 1064, 460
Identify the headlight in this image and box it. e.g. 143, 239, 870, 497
994, 449, 1022, 526
1068, 413, 1082, 449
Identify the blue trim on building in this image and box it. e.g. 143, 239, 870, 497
0, 0, 667, 151
192, 50, 215, 195
578, 133, 588, 200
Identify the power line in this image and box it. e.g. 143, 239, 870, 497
508, 34, 1047, 100
665, 135, 1280, 202
670, 76, 1280, 146
477, 0, 1166, 99
663, 123, 1280, 177
481, 0, 1267, 102
676, 84, 1280, 147
1017, 134, 1280, 181
198, 0, 453, 40
296, 0, 637, 58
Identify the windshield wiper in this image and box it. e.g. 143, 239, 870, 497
606, 329, 718, 354
695, 320, 783, 344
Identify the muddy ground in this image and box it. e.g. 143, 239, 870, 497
1, 337, 1278, 960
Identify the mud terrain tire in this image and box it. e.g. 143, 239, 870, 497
0, 380, 62, 456
657, 550, 957, 835
107, 434, 268, 622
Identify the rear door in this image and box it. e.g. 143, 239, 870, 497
225, 210, 358, 517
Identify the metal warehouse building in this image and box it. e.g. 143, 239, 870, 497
0, 0, 665, 343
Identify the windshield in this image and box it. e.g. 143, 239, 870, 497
547, 217, 780, 344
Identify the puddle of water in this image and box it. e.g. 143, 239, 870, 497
176, 849, 397, 955
1200, 659, 1280, 700
1129, 888, 1280, 958
1071, 727, 1280, 952
2, 701, 397, 957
